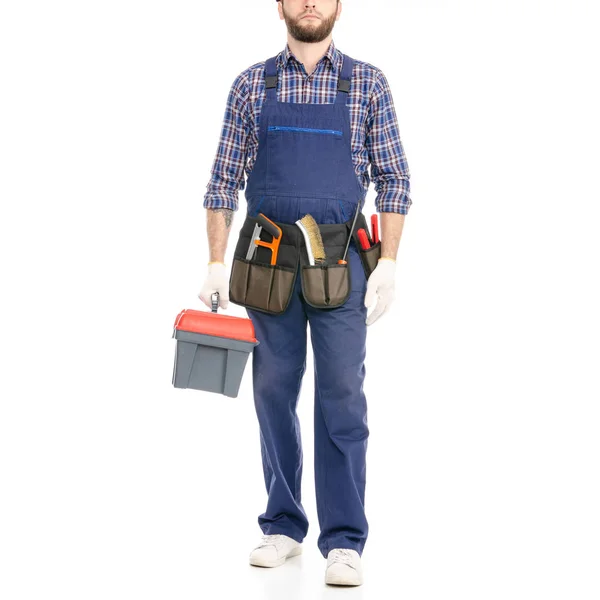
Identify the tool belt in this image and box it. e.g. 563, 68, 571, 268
229, 212, 382, 315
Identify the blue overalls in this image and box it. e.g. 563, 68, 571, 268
243, 52, 369, 558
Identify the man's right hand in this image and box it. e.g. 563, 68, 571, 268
198, 262, 230, 310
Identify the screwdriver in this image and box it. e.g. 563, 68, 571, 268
338, 202, 361, 265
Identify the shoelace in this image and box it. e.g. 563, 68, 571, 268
256, 534, 287, 549
329, 548, 355, 566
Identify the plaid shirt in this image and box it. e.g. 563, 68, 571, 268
203, 40, 411, 214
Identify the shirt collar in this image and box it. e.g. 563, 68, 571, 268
279, 39, 341, 75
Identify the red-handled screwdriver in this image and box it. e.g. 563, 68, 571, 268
371, 214, 380, 244
357, 228, 371, 250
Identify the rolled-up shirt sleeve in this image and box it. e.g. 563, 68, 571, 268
202, 73, 249, 211
366, 70, 412, 214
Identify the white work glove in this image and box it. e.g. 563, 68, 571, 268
364, 258, 396, 326
198, 262, 229, 310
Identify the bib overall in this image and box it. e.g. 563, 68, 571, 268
243, 53, 370, 558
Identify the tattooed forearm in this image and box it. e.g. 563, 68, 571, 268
206, 207, 234, 263
213, 208, 234, 229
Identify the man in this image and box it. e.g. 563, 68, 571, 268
198, 0, 411, 587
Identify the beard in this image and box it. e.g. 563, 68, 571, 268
282, 7, 337, 43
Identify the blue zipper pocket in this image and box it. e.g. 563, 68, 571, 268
268, 125, 342, 137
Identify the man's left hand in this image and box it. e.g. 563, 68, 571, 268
364, 258, 396, 326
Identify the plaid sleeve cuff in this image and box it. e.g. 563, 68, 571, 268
375, 185, 412, 214
203, 191, 239, 211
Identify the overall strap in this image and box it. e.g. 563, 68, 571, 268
335, 53, 354, 104
264, 52, 354, 104
264, 56, 278, 102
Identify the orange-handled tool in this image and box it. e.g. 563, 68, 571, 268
255, 213, 282, 265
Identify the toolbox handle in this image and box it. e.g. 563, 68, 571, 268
211, 292, 219, 313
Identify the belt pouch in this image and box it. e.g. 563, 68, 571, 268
300, 221, 352, 309
229, 215, 299, 314
351, 212, 382, 280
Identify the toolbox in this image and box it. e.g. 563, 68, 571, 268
172, 293, 259, 398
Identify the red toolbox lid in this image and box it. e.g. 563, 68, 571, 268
174, 308, 257, 344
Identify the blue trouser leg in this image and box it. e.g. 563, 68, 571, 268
246, 273, 310, 544
306, 245, 370, 558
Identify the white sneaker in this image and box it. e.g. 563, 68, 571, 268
325, 548, 363, 586
249, 533, 303, 567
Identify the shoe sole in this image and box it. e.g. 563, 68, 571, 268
325, 574, 363, 586
249, 545, 303, 568
325, 567, 363, 586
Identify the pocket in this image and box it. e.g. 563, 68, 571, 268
357, 241, 382, 280
230, 257, 296, 314
267, 125, 343, 136
266, 123, 344, 196
300, 263, 351, 309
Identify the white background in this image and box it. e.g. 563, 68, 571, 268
1, 0, 599, 598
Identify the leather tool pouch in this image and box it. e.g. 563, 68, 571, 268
229, 215, 300, 315
299, 222, 352, 309
351, 212, 382, 280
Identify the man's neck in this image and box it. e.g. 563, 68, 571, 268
286, 36, 332, 76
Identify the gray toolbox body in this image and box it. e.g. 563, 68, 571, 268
172, 294, 259, 398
